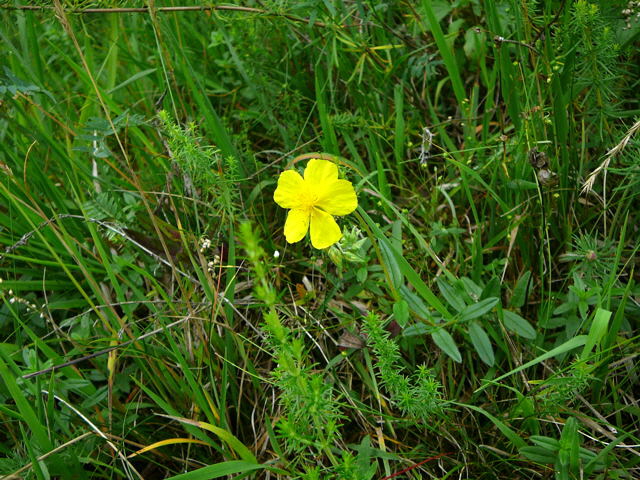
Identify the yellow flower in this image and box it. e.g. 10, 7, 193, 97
273, 159, 358, 249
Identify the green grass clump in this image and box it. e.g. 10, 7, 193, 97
1, 0, 639, 478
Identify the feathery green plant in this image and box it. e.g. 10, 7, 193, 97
363, 313, 443, 421
240, 222, 343, 459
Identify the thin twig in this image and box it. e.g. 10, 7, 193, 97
0, 3, 330, 27
493, 35, 541, 56
42, 390, 144, 480
2, 211, 257, 328
380, 452, 452, 480
22, 313, 196, 379
1, 213, 194, 279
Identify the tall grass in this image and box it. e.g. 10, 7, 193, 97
1, 0, 639, 478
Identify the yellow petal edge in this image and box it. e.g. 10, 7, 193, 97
284, 208, 309, 243
310, 208, 342, 249
273, 169, 305, 209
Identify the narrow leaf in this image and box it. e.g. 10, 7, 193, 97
164, 461, 266, 480
580, 308, 611, 361
461, 297, 499, 321
437, 278, 466, 313
510, 271, 532, 308
503, 310, 536, 339
456, 403, 526, 448
468, 321, 495, 366
431, 328, 462, 363
392, 300, 410, 327
129, 438, 210, 458
519, 446, 556, 464
360, 210, 451, 319
476, 335, 588, 393
0, 352, 52, 451
399, 285, 431, 320
158, 415, 256, 463
378, 237, 403, 290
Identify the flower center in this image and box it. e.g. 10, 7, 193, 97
299, 190, 319, 212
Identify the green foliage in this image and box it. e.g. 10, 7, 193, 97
158, 110, 238, 214
240, 222, 342, 457
519, 417, 610, 479
0, 67, 52, 99
363, 313, 443, 420
0, 0, 639, 478
566, 1, 623, 138
534, 362, 592, 412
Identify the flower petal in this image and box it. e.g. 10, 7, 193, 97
316, 179, 358, 215
304, 159, 339, 184
284, 208, 310, 244
274, 169, 305, 209
310, 208, 342, 249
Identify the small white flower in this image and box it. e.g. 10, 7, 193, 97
273, 250, 280, 259
199, 237, 212, 253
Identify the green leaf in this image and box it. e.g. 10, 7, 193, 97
106, 68, 157, 94
356, 267, 368, 283
359, 210, 451, 319
460, 277, 483, 299
403, 322, 430, 337
178, 56, 240, 173
463, 27, 487, 62
584, 436, 617, 474
503, 310, 536, 339
460, 297, 499, 321
428, 0, 453, 22
159, 415, 257, 463
557, 417, 580, 480
393, 84, 405, 178
506, 179, 538, 190
431, 328, 462, 363
378, 236, 404, 291
468, 321, 494, 366
510, 271, 532, 308
530, 436, 559, 451
476, 336, 588, 394
456, 403, 526, 449
519, 446, 556, 464
164, 461, 267, 480
392, 300, 410, 327
437, 278, 466, 313
420, 0, 466, 107
580, 308, 611, 361
481, 276, 501, 300
399, 285, 431, 320
0, 351, 52, 452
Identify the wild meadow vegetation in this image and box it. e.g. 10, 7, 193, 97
1, 0, 639, 478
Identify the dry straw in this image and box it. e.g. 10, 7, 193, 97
582, 118, 640, 195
